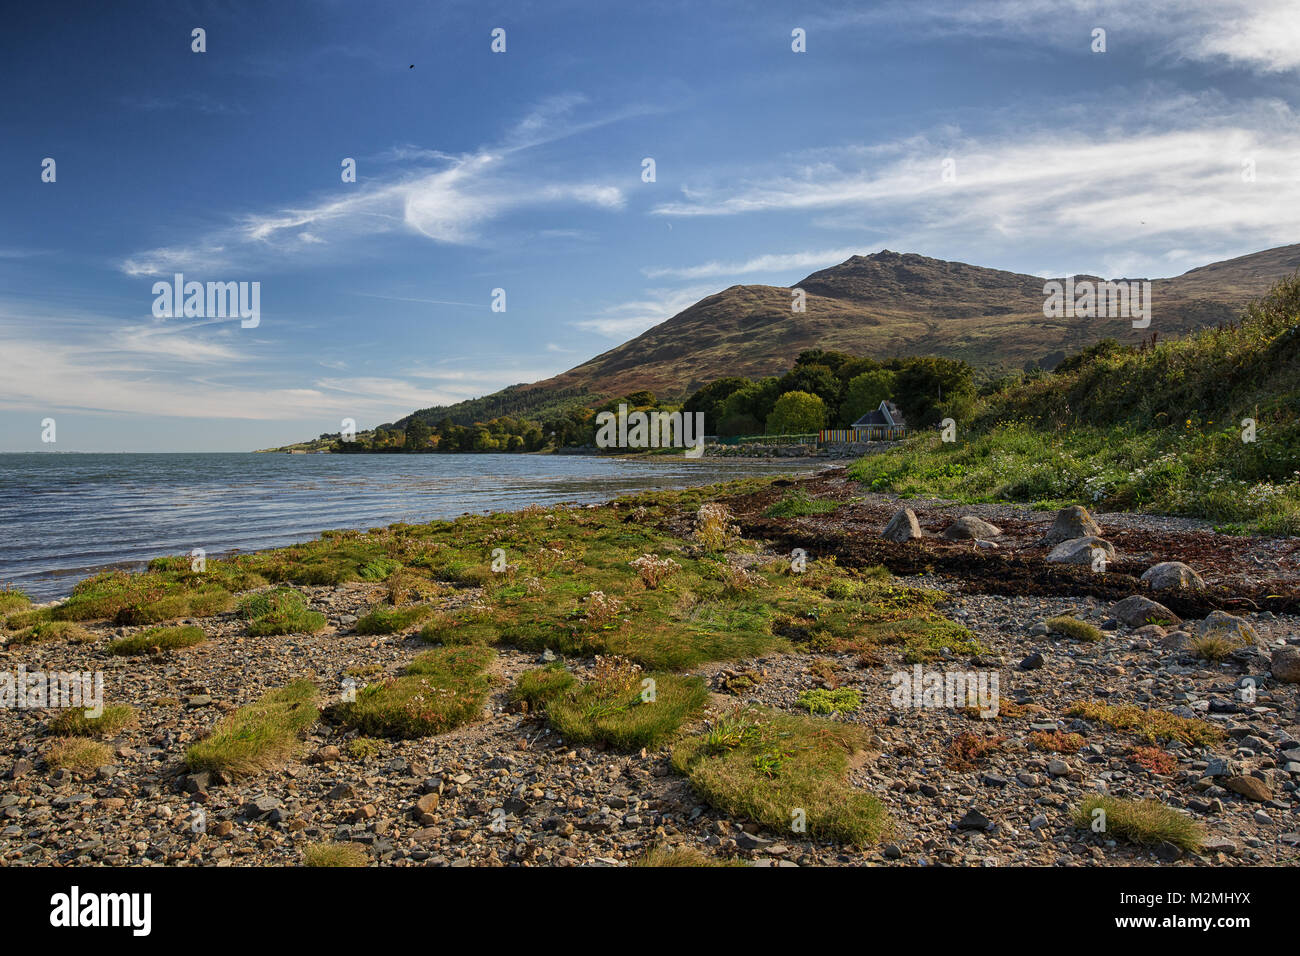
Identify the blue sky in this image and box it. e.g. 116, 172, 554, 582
2, 0, 1298, 451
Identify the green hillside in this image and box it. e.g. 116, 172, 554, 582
849, 275, 1300, 534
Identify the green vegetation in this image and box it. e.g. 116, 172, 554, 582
545, 663, 707, 750
795, 687, 861, 715
107, 624, 206, 656
185, 680, 320, 777
0, 588, 31, 615
767, 390, 826, 434
330, 644, 495, 739
45, 737, 113, 771
239, 588, 327, 636
52, 559, 258, 623
509, 664, 578, 711
635, 845, 746, 867
762, 489, 840, 518
4, 620, 94, 645
1046, 616, 1104, 643
1028, 730, 1086, 753
345, 737, 383, 760
1074, 795, 1204, 852
303, 842, 368, 867
849, 277, 1300, 532
48, 703, 137, 738
1067, 700, 1225, 747
672, 707, 890, 846
1187, 633, 1247, 661
355, 602, 434, 635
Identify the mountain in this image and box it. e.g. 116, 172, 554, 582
394, 244, 1300, 428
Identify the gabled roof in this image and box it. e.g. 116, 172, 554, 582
851, 400, 905, 428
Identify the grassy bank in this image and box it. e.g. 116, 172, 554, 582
850, 276, 1300, 533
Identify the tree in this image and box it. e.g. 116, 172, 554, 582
715, 378, 780, 436
889, 357, 975, 427
767, 390, 826, 435
776, 363, 842, 423
404, 419, 431, 451
683, 376, 752, 433
841, 369, 896, 424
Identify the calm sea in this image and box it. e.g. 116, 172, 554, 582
0, 453, 818, 601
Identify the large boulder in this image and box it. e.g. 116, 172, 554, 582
1042, 505, 1101, 546
1271, 646, 1300, 683
1195, 611, 1265, 655
1110, 595, 1181, 628
1045, 536, 1116, 566
941, 515, 1002, 540
882, 507, 923, 543
1140, 561, 1206, 591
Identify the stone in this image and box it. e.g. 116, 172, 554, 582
1195, 611, 1266, 657
312, 746, 341, 764
1140, 561, 1205, 591
1159, 630, 1191, 650
1270, 646, 1300, 683
1047, 758, 1070, 777
242, 795, 281, 817
1042, 505, 1101, 546
413, 792, 440, 825
1223, 775, 1271, 802
1046, 536, 1115, 566
1110, 595, 1181, 628
1019, 651, 1045, 670
956, 809, 992, 830
882, 507, 923, 543
941, 515, 1002, 540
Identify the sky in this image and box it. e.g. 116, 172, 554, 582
2, 0, 1299, 452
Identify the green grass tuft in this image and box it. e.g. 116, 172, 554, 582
185, 680, 320, 777
1074, 794, 1204, 852
48, 703, 137, 738
331, 645, 495, 738
1046, 616, 1104, 642
239, 588, 327, 636
107, 625, 205, 656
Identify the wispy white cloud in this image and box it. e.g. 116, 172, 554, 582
650, 96, 1300, 277
821, 0, 1300, 74
120, 100, 631, 278
643, 247, 868, 280
574, 285, 718, 339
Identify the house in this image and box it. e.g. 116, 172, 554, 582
819, 400, 910, 444
850, 401, 906, 429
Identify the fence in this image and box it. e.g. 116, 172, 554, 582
712, 433, 819, 446
818, 426, 911, 443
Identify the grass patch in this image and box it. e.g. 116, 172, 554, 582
1068, 700, 1225, 747
763, 490, 839, 518
4, 620, 95, 646
795, 687, 861, 715
107, 624, 205, 656
1187, 633, 1246, 661
0, 589, 31, 615
331, 644, 495, 739
48, 703, 137, 738
303, 842, 368, 867
239, 588, 327, 636
635, 845, 746, 867
546, 664, 707, 750
1046, 616, 1103, 643
1074, 795, 1204, 852
46, 737, 113, 771
355, 602, 434, 635
510, 664, 578, 711
185, 680, 320, 776
672, 706, 890, 846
